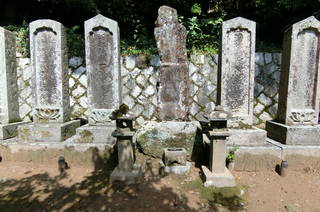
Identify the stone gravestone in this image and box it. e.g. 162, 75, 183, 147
18, 20, 80, 142
266, 16, 320, 145
155, 5, 189, 121
217, 17, 266, 145
136, 6, 198, 161
75, 14, 120, 144
0, 27, 28, 139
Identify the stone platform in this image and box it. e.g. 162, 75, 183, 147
110, 164, 142, 184
18, 120, 80, 142
227, 127, 267, 146
0, 121, 29, 140
75, 124, 116, 144
0, 138, 115, 167
266, 120, 320, 145
201, 166, 236, 187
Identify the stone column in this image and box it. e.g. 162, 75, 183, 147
75, 14, 120, 144
18, 19, 80, 142
201, 129, 236, 187
266, 16, 320, 145
155, 6, 189, 121
0, 27, 28, 139
217, 17, 266, 146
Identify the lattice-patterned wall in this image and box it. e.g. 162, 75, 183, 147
16, 53, 281, 127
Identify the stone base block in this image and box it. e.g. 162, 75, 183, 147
110, 164, 142, 184
75, 124, 116, 145
18, 120, 80, 142
0, 139, 115, 167
201, 166, 236, 187
136, 121, 200, 159
266, 120, 320, 145
227, 127, 267, 146
164, 162, 192, 175
0, 121, 29, 140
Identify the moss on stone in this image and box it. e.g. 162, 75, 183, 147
78, 130, 93, 143
238, 121, 253, 129
18, 127, 31, 141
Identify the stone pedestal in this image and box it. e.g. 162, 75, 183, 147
110, 118, 142, 184
75, 124, 116, 145
266, 120, 320, 145
202, 129, 236, 187
18, 120, 80, 142
266, 17, 320, 144
227, 127, 266, 146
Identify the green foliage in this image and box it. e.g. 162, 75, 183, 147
5, 22, 29, 57
227, 145, 238, 162
180, 3, 223, 55
66, 25, 84, 57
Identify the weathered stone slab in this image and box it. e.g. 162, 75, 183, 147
0, 121, 30, 140
218, 17, 256, 126
85, 14, 121, 124
0, 27, 20, 124
277, 16, 320, 126
202, 166, 236, 187
75, 124, 116, 144
18, 120, 80, 142
266, 120, 320, 145
136, 121, 199, 159
29, 20, 70, 123
227, 127, 267, 146
155, 6, 189, 121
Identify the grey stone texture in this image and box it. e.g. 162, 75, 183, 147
75, 124, 116, 144
155, 6, 190, 121
17, 53, 281, 128
29, 19, 70, 123
85, 14, 121, 125
164, 148, 187, 166
18, 120, 80, 142
218, 17, 256, 126
277, 16, 320, 126
164, 161, 192, 175
0, 27, 20, 124
136, 121, 199, 159
202, 166, 236, 187
227, 127, 267, 146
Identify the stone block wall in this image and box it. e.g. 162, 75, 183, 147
16, 53, 281, 127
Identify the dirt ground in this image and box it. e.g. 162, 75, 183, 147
0, 158, 320, 212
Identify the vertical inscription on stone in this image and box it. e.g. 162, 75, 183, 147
155, 6, 190, 121
35, 29, 59, 106
277, 16, 320, 125
88, 28, 114, 109
218, 17, 256, 125
30, 20, 69, 123
226, 29, 251, 113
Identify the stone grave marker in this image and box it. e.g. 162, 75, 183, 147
18, 19, 80, 142
217, 17, 266, 145
0, 27, 28, 139
266, 16, 320, 145
155, 5, 189, 121
75, 14, 121, 144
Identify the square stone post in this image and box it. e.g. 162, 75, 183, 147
266, 16, 320, 145
18, 19, 80, 142
75, 14, 121, 145
201, 120, 235, 187
217, 17, 266, 146
0, 27, 28, 139
110, 117, 142, 184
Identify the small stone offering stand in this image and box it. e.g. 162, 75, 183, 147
110, 109, 142, 184
200, 106, 236, 187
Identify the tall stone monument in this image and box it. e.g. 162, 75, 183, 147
0, 27, 27, 139
155, 5, 189, 121
217, 17, 266, 145
18, 20, 80, 142
75, 14, 121, 144
266, 16, 320, 145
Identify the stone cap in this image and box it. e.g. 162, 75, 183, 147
112, 128, 135, 138
209, 129, 230, 138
